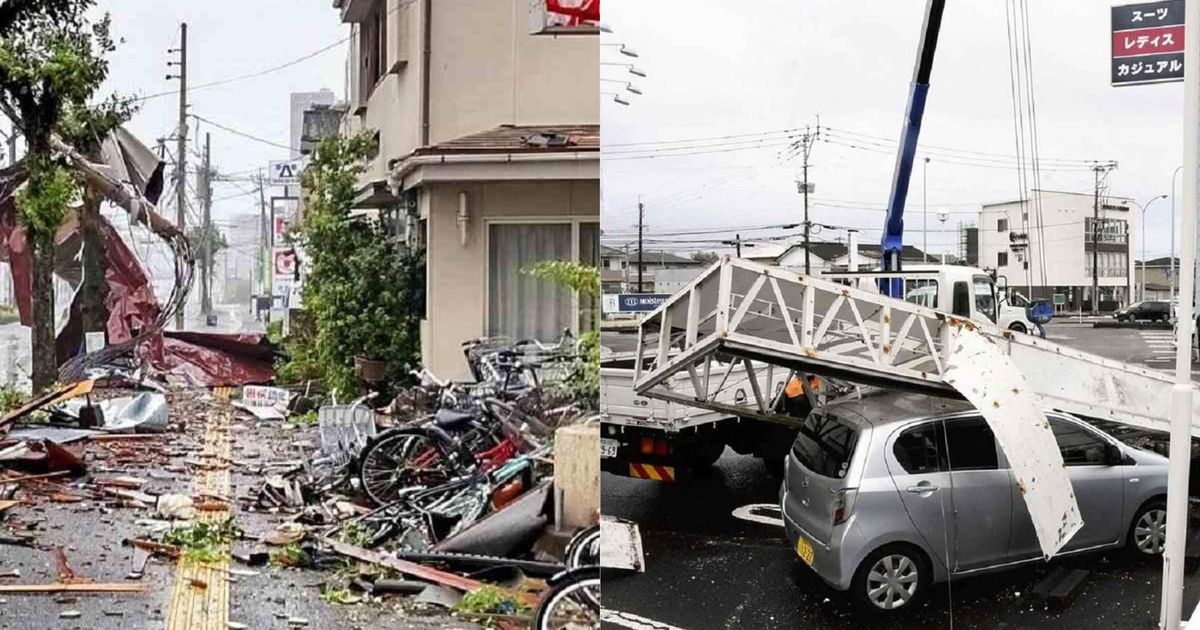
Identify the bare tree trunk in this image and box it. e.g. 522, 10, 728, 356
29, 232, 55, 391
79, 184, 108, 335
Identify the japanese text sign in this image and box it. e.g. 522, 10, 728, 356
1112, 0, 1186, 86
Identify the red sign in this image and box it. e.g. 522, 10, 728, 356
547, 0, 599, 24
1112, 25, 1184, 56
533, 0, 599, 32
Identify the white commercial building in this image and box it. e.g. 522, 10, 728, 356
977, 190, 1136, 311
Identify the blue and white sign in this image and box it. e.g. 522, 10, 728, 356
615, 293, 670, 313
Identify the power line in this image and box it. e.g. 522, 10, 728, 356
191, 113, 293, 152
131, 36, 350, 104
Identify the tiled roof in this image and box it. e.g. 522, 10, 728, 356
417, 124, 599, 155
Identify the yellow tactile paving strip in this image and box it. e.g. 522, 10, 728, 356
165, 387, 235, 630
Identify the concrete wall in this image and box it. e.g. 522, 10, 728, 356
422, 179, 599, 378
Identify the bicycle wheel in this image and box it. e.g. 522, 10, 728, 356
564, 525, 600, 569
358, 428, 468, 505
534, 568, 600, 630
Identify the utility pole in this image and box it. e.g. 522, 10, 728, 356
257, 173, 268, 321
637, 199, 644, 293
168, 22, 188, 329
200, 132, 212, 317
735, 234, 742, 258
796, 126, 819, 274
1091, 165, 1101, 315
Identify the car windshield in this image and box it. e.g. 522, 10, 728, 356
792, 411, 859, 479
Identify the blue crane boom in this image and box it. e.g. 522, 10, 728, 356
880, 0, 947, 296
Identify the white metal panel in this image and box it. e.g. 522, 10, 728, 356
945, 326, 1083, 558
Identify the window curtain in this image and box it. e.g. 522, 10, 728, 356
489, 223, 573, 341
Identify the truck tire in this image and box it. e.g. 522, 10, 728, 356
1008, 322, 1027, 335
689, 438, 725, 470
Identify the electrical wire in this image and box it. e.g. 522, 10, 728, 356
131, 36, 350, 104
190, 113, 293, 152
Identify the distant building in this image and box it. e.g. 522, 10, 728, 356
299, 103, 346, 156
744, 241, 931, 273
289, 90, 336, 158
978, 189, 1136, 311
1135, 256, 1177, 302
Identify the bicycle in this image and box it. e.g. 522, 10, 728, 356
357, 395, 553, 505
338, 452, 538, 549
532, 566, 600, 630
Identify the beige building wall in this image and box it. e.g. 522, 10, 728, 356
343, 0, 598, 185
422, 179, 600, 378
428, 0, 599, 145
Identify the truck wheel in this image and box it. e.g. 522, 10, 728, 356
760, 456, 785, 478
688, 438, 725, 470
1008, 323, 1027, 335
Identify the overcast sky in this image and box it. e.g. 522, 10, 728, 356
601, 0, 1188, 262
85, 0, 346, 283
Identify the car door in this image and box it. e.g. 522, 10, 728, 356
942, 416, 1012, 572
1008, 415, 1125, 557
888, 420, 953, 571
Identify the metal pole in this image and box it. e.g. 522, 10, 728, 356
735, 234, 742, 258
802, 129, 812, 275
201, 132, 212, 317
923, 157, 929, 263
174, 22, 188, 330
637, 200, 644, 293
1092, 166, 1100, 315
1161, 1, 1198, 626
1143, 205, 1148, 302
1173, 164, 1183, 305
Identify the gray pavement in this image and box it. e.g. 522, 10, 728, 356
601, 321, 1200, 629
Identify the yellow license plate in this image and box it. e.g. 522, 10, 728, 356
796, 536, 815, 566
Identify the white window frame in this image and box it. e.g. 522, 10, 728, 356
482, 216, 599, 339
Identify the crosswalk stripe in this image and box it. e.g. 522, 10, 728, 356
602, 609, 690, 630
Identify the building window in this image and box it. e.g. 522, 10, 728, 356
359, 2, 388, 102
997, 251, 1008, 267
488, 221, 599, 342
1084, 217, 1128, 245
997, 218, 1008, 232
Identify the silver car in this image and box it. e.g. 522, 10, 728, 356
780, 390, 1169, 612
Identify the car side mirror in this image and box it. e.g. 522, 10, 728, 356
1106, 443, 1124, 466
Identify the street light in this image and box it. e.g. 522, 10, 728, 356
601, 62, 647, 77
1135, 194, 1169, 302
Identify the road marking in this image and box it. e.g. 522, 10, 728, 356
602, 609, 691, 630
731, 503, 785, 527
165, 388, 234, 630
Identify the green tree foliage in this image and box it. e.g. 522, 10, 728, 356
280, 133, 424, 396
523, 260, 600, 410
0, 1, 131, 390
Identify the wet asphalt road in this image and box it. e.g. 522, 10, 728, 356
601, 321, 1200, 630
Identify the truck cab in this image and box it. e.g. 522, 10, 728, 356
824, 264, 1043, 335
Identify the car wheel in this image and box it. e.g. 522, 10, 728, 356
851, 544, 929, 613
1128, 498, 1168, 556
1009, 323, 1027, 335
